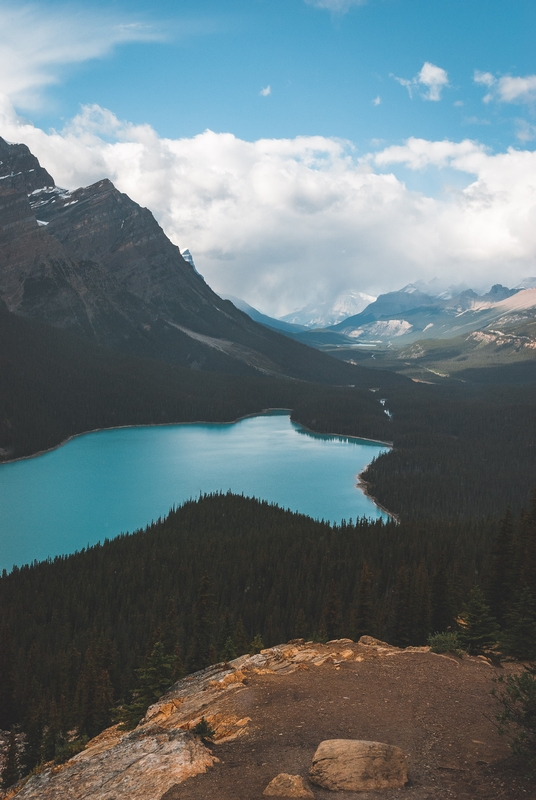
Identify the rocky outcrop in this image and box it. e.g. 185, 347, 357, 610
263, 773, 314, 797
4, 636, 518, 800
9, 727, 215, 800
1, 638, 430, 800
309, 739, 408, 792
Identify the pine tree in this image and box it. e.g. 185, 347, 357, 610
518, 491, 536, 591
232, 617, 249, 657
1, 728, 19, 789
322, 581, 344, 641
410, 563, 432, 645
0, 626, 16, 730
187, 575, 216, 672
487, 509, 515, 624
249, 634, 264, 655
116, 640, 174, 730
390, 564, 412, 647
353, 562, 375, 640
459, 586, 499, 655
220, 636, 237, 662
500, 585, 536, 660
431, 554, 454, 633
75, 637, 115, 739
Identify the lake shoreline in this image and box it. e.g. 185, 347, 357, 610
356, 471, 399, 523
1, 411, 396, 535
1, 408, 394, 465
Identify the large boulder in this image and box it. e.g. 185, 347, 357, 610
263, 773, 314, 797
309, 739, 407, 792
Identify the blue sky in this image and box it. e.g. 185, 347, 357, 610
1, 0, 536, 313
23, 0, 536, 151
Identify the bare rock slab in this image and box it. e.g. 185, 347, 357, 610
263, 773, 315, 798
309, 739, 407, 792
11, 728, 216, 800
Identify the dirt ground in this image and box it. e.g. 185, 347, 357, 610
162, 647, 535, 800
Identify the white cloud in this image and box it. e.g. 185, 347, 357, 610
372, 96, 381, 106
474, 71, 536, 105
474, 71, 495, 88
2, 100, 536, 315
260, 86, 271, 97
304, 0, 367, 12
394, 62, 449, 102
516, 119, 536, 142
0, 2, 164, 109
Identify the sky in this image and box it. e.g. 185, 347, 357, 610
0, 0, 536, 315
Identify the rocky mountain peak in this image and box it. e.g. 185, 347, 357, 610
0, 137, 55, 194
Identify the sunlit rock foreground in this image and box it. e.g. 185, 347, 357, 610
2, 637, 513, 800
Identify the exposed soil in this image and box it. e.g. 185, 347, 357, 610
163, 645, 535, 800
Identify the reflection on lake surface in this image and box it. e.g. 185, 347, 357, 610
0, 412, 389, 571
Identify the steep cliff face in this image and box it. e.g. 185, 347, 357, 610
0, 137, 375, 384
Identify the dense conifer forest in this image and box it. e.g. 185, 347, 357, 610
0, 492, 535, 773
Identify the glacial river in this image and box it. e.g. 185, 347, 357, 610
0, 412, 389, 571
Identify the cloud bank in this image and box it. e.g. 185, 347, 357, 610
1, 99, 535, 316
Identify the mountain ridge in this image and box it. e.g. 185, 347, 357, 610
0, 136, 382, 386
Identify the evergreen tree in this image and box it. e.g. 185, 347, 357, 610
487, 509, 515, 624
1, 728, 19, 790
518, 491, 536, 591
232, 617, 249, 657
431, 554, 454, 633
220, 636, 237, 662
322, 581, 344, 641
293, 608, 308, 640
410, 563, 432, 645
117, 640, 174, 730
249, 634, 264, 655
75, 637, 115, 738
0, 625, 17, 730
353, 562, 375, 640
501, 586, 536, 661
459, 586, 499, 655
390, 564, 412, 647
187, 575, 216, 672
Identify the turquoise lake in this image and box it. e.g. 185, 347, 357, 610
0, 412, 389, 572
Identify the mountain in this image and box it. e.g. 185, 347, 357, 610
280, 290, 376, 328
221, 294, 307, 333
326, 283, 532, 345
0, 137, 377, 385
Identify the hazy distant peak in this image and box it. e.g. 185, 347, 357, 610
280, 290, 377, 328
515, 277, 536, 290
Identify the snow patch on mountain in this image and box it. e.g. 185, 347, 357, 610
280, 290, 376, 328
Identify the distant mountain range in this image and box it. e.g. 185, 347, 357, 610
0, 137, 384, 387
280, 290, 376, 328
231, 282, 536, 370
328, 282, 536, 345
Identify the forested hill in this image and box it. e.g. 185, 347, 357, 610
1, 492, 535, 770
